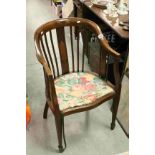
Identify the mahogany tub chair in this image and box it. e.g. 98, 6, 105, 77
34, 17, 121, 153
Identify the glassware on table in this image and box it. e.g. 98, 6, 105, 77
91, 0, 98, 4
112, 0, 118, 5
104, 0, 118, 17
117, 0, 128, 15
109, 5, 118, 17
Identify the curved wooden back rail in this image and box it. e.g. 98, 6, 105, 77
35, 18, 120, 72
34, 17, 122, 152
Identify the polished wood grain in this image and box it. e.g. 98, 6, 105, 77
34, 17, 122, 153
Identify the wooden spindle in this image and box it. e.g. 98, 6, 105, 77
77, 27, 79, 72
40, 38, 50, 69
70, 26, 75, 72
81, 29, 86, 72
99, 45, 102, 76
99, 44, 106, 77
49, 30, 59, 76
105, 55, 109, 81
44, 33, 56, 78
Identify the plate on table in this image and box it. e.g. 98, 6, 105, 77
92, 0, 108, 9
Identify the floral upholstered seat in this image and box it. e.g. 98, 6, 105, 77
55, 72, 114, 111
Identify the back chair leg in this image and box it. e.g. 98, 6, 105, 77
111, 87, 121, 130
55, 115, 64, 153
43, 101, 49, 119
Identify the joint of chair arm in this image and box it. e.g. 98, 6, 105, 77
43, 62, 52, 76
98, 33, 121, 59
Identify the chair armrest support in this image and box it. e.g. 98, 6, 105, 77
34, 36, 61, 114
113, 58, 122, 91
43, 62, 52, 77
46, 74, 60, 114
98, 33, 122, 88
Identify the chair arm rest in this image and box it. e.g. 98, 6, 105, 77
95, 33, 120, 58
100, 38, 121, 59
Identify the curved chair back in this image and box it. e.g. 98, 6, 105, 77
34, 17, 119, 78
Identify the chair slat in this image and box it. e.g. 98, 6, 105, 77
113, 58, 121, 85
105, 55, 109, 81
40, 38, 50, 69
70, 26, 75, 72
44, 33, 56, 78
99, 45, 106, 77
49, 30, 60, 76
82, 45, 85, 72
56, 27, 69, 74
82, 28, 89, 71
81, 29, 87, 72
77, 27, 79, 72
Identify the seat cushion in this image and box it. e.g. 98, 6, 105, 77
55, 72, 114, 111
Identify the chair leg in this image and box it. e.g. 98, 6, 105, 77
111, 88, 121, 130
43, 101, 49, 119
55, 116, 64, 153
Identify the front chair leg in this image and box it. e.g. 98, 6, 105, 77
43, 101, 49, 119
55, 115, 65, 153
111, 87, 121, 130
